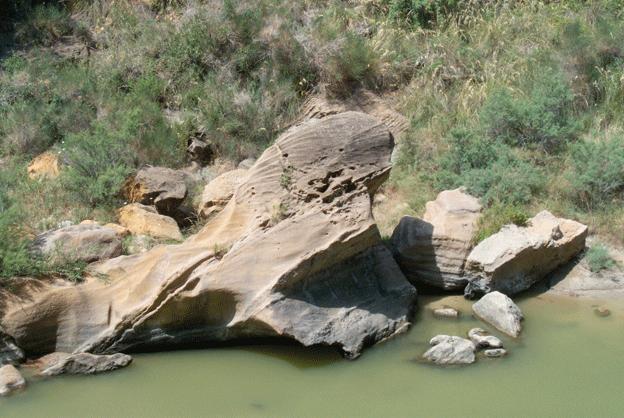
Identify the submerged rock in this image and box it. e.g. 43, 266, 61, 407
484, 348, 507, 358
0, 328, 25, 366
432, 307, 460, 319
464, 211, 587, 297
468, 328, 503, 349
31, 224, 123, 264
424, 335, 476, 365
38, 352, 132, 376
0, 365, 26, 396
391, 189, 481, 291
0, 112, 417, 360
123, 167, 188, 215
472, 292, 523, 338
117, 203, 183, 241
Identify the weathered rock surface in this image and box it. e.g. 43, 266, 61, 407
424, 335, 475, 365
464, 211, 587, 297
117, 203, 183, 241
31, 224, 123, 263
27, 151, 60, 180
38, 352, 132, 376
187, 138, 214, 164
123, 167, 188, 215
198, 168, 248, 219
0, 112, 417, 360
0, 365, 26, 396
0, 327, 25, 366
472, 292, 523, 337
391, 189, 482, 290
468, 328, 503, 349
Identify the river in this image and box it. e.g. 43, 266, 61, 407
1, 293, 622, 417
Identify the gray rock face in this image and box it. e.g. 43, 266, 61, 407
424, 335, 476, 365
464, 211, 588, 297
468, 328, 503, 349
391, 189, 481, 290
0, 327, 25, 366
39, 352, 132, 376
0, 365, 26, 396
187, 138, 214, 164
124, 166, 188, 215
472, 292, 523, 337
31, 224, 122, 263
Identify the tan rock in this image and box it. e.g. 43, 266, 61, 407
103, 223, 131, 238
117, 203, 183, 241
198, 168, 248, 219
27, 151, 60, 180
0, 365, 25, 396
391, 189, 482, 290
0, 112, 416, 360
465, 211, 588, 297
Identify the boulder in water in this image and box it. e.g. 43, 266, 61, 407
424, 335, 476, 365
0, 365, 26, 396
472, 292, 523, 337
38, 352, 132, 376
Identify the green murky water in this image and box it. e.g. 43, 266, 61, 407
1, 294, 623, 418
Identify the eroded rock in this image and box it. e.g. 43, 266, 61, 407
117, 203, 183, 241
465, 211, 587, 297
484, 348, 507, 358
31, 224, 123, 264
38, 352, 132, 376
0, 112, 417, 360
391, 189, 481, 290
433, 307, 459, 319
424, 335, 475, 365
123, 167, 188, 215
0, 365, 26, 396
198, 168, 248, 219
472, 292, 523, 337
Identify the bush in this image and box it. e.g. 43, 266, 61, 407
566, 136, 624, 208
480, 71, 579, 153
388, 0, 460, 27
585, 244, 616, 272
473, 202, 530, 243
15, 4, 77, 46
432, 129, 544, 206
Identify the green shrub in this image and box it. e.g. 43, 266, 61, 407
388, 0, 460, 27
431, 129, 544, 206
566, 136, 624, 208
15, 4, 77, 46
473, 202, 530, 243
480, 71, 579, 153
585, 244, 616, 272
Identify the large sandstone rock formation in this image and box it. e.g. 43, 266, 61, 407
464, 211, 587, 297
31, 224, 123, 264
391, 189, 482, 290
0, 112, 417, 360
198, 168, 248, 219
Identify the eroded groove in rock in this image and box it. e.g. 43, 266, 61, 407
0, 112, 417, 359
